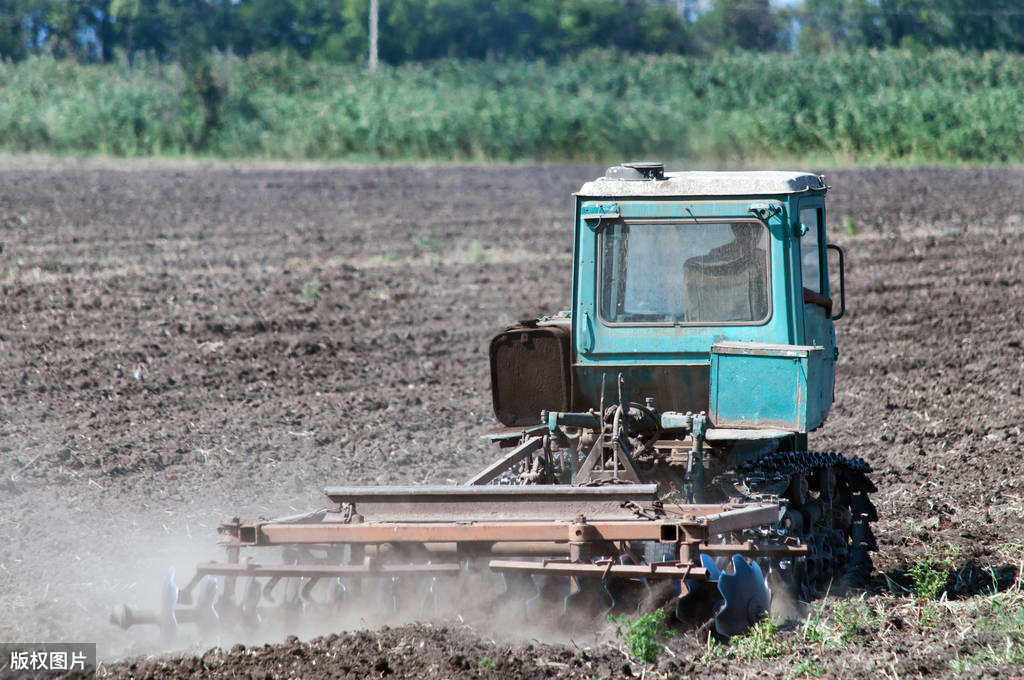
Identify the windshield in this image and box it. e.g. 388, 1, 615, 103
599, 221, 770, 324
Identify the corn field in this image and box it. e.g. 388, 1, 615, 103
2, 49, 1022, 163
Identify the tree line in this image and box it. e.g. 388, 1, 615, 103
2, 0, 1024, 67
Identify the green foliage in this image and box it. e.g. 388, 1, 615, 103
949, 566, 1024, 673
414, 233, 442, 252
728, 619, 788, 661
909, 560, 947, 600
801, 593, 838, 646
794, 658, 825, 677
464, 241, 488, 262
9, 1, 1024, 67
695, 0, 784, 53
909, 545, 960, 600
702, 619, 787, 665
5, 50, 1024, 163
301, 280, 321, 307
0, 0, 702, 65
842, 217, 857, 236
609, 609, 673, 664
477, 656, 493, 669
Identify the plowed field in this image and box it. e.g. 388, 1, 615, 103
2, 160, 1023, 679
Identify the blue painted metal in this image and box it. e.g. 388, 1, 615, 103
485, 425, 547, 441
708, 341, 826, 432
569, 172, 836, 434
659, 411, 693, 431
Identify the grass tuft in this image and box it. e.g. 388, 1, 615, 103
908, 544, 960, 600
301, 281, 321, 307
609, 609, 673, 664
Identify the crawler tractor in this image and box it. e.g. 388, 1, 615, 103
112, 163, 876, 640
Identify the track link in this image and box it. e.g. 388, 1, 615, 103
735, 451, 878, 592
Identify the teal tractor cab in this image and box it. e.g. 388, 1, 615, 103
488, 162, 875, 610
113, 164, 876, 642
491, 163, 849, 478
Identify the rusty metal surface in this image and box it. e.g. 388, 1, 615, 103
698, 541, 807, 557
371, 541, 576, 557
489, 559, 710, 581
490, 320, 571, 426
661, 502, 780, 535
322, 483, 659, 522
195, 561, 462, 579
464, 436, 543, 485
701, 504, 782, 535
220, 499, 786, 549
246, 519, 678, 546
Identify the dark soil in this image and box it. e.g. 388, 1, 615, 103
2, 160, 1023, 679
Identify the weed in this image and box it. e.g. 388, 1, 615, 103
793, 658, 824, 677
800, 583, 832, 645
832, 596, 875, 641
609, 609, 673, 664
464, 240, 488, 262
699, 634, 726, 665
908, 545, 960, 600
917, 599, 944, 627
908, 561, 947, 599
381, 251, 398, 262
842, 216, 857, 235
301, 281, 321, 307
477, 656, 493, 669
703, 618, 788, 665
415, 233, 442, 252
728, 619, 787, 661
953, 637, 1024, 674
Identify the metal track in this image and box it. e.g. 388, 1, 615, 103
735, 450, 878, 589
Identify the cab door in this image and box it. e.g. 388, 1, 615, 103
797, 200, 837, 424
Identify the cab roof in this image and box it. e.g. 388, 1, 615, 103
577, 167, 828, 198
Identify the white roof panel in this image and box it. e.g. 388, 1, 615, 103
577, 170, 827, 198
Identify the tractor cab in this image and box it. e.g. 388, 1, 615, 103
491, 163, 846, 447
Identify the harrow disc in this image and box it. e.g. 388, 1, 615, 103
713, 555, 771, 638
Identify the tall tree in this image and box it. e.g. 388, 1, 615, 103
0, 0, 28, 60
696, 0, 784, 53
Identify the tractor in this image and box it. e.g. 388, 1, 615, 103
112, 162, 875, 640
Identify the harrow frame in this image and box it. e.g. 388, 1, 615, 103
164, 485, 802, 606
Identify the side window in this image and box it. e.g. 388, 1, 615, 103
799, 207, 822, 293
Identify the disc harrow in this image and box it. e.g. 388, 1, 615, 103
111, 484, 819, 639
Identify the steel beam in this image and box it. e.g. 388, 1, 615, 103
464, 436, 543, 485
698, 541, 808, 557
322, 483, 659, 522
250, 519, 679, 546
489, 559, 710, 581
195, 561, 462, 579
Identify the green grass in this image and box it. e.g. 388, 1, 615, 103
694, 556, 1024, 677
948, 563, 1024, 674
908, 544, 960, 600
727, 619, 788, 661
5, 49, 1024, 164
301, 280, 321, 306
609, 609, 673, 664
